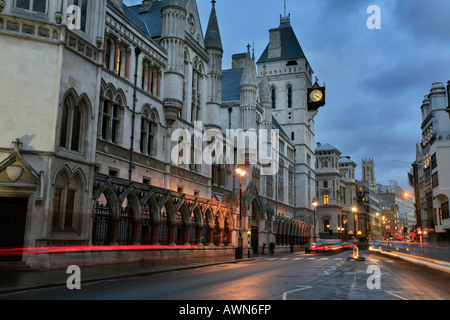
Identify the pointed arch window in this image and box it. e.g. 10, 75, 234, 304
271, 88, 276, 109
287, 86, 293, 108
59, 96, 85, 153
99, 92, 124, 145
53, 171, 83, 232
140, 108, 158, 156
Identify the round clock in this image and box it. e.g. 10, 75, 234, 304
309, 89, 323, 102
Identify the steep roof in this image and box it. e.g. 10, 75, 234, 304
222, 68, 244, 102
123, 1, 164, 38
257, 17, 308, 64
204, 1, 222, 51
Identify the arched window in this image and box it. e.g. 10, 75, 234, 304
287, 86, 292, 108
59, 95, 85, 153
99, 90, 124, 144
53, 170, 83, 232
271, 88, 276, 109
324, 219, 330, 233
191, 62, 202, 122
140, 108, 158, 156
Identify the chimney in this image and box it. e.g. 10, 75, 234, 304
268, 28, 281, 59
231, 53, 247, 69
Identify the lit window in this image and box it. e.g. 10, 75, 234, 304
324, 195, 329, 205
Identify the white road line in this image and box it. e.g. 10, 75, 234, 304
385, 291, 408, 300
293, 258, 304, 260
282, 286, 313, 300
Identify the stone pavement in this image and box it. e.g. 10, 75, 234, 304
0, 256, 255, 294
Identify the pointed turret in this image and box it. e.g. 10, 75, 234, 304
240, 45, 257, 88
240, 46, 257, 131
204, 0, 223, 130
204, 0, 223, 52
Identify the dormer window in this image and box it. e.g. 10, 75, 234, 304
15, 0, 47, 13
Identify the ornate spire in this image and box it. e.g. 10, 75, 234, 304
205, 0, 223, 51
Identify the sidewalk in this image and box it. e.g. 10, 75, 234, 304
0, 256, 255, 294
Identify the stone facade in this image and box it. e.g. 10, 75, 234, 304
413, 81, 450, 242
0, 0, 321, 268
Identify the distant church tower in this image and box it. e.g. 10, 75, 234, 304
362, 158, 377, 188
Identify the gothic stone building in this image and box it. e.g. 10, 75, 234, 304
0, 0, 322, 268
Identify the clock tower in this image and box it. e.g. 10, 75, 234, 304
257, 13, 326, 220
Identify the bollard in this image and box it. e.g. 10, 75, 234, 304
353, 245, 359, 260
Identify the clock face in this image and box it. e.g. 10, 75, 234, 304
309, 89, 323, 102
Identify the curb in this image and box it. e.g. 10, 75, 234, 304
0, 258, 255, 295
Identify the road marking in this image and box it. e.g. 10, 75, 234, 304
280, 258, 289, 260
319, 258, 329, 260
293, 258, 304, 260
282, 286, 313, 300
385, 291, 408, 300
334, 258, 344, 261
307, 257, 316, 260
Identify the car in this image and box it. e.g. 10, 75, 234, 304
305, 239, 344, 253
305, 243, 320, 254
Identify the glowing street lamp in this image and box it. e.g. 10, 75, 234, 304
312, 200, 318, 242
352, 207, 358, 239
235, 168, 246, 260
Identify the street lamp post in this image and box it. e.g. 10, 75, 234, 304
312, 200, 318, 242
235, 168, 246, 260
352, 206, 358, 242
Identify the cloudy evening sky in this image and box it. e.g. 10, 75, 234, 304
124, 0, 450, 192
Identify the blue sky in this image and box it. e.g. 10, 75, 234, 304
123, 0, 450, 191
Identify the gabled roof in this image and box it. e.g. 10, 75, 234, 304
257, 17, 308, 64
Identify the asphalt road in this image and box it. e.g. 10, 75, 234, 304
1, 250, 449, 301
